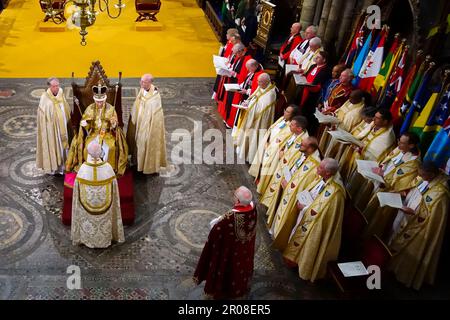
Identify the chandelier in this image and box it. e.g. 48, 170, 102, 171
42, 0, 125, 46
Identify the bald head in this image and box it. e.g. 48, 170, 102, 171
87, 141, 103, 159
140, 74, 154, 91
290, 23, 301, 36
235, 186, 253, 205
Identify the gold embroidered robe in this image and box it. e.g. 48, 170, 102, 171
270, 150, 322, 251
66, 103, 128, 176
283, 173, 346, 282
71, 156, 125, 248
36, 88, 71, 173
234, 83, 277, 163
363, 148, 421, 238
388, 175, 450, 290
248, 116, 291, 181
127, 86, 167, 174
259, 131, 308, 206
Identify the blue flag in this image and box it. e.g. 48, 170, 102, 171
424, 122, 450, 173
399, 70, 432, 134
352, 31, 372, 81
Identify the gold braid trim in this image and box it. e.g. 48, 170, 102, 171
76, 176, 115, 186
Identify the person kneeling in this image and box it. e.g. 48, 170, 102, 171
71, 141, 125, 248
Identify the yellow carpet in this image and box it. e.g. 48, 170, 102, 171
0, 0, 219, 78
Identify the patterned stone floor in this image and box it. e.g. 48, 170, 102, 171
0, 78, 448, 300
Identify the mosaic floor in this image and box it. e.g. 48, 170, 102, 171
0, 78, 448, 300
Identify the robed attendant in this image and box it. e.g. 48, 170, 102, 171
234, 73, 277, 163
127, 74, 167, 174
249, 105, 299, 184
71, 141, 125, 248
258, 116, 309, 203
388, 163, 449, 290
363, 133, 421, 239
283, 159, 345, 282
36, 77, 71, 174
194, 186, 257, 299
269, 139, 322, 251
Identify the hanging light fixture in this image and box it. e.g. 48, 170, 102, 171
42, 0, 125, 46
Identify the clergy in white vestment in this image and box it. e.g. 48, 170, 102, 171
36, 77, 71, 174
234, 73, 277, 163
295, 37, 323, 72
71, 141, 125, 248
126, 74, 168, 174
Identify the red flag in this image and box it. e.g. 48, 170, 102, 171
390, 54, 419, 127
357, 28, 388, 91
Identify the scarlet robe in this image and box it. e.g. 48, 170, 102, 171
216, 53, 252, 118
222, 67, 264, 128
298, 64, 330, 135
213, 40, 234, 95
193, 203, 257, 299
280, 34, 303, 62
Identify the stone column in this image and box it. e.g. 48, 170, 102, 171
336, 0, 358, 54
317, 0, 333, 38
299, 0, 318, 29
323, 0, 344, 49
312, 0, 325, 26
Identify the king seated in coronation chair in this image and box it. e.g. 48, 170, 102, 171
66, 83, 128, 177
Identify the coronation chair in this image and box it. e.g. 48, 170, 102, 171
39, 0, 67, 23
62, 61, 135, 226
70, 60, 124, 131
135, 0, 161, 22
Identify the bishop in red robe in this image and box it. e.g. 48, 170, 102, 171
193, 186, 257, 300
220, 59, 264, 128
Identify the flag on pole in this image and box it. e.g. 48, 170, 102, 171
400, 58, 429, 115
389, 53, 425, 131
423, 117, 450, 173
420, 87, 450, 151
400, 65, 434, 135
352, 29, 372, 79
373, 35, 401, 98
344, 17, 366, 67
381, 45, 408, 110
354, 27, 388, 91
409, 91, 440, 154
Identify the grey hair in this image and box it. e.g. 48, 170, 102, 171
235, 186, 253, 205
233, 43, 245, 53
87, 141, 103, 159
309, 37, 322, 48
322, 158, 339, 175
258, 73, 271, 83
343, 68, 355, 79
307, 25, 318, 35
47, 77, 59, 86
227, 28, 239, 36
246, 59, 259, 68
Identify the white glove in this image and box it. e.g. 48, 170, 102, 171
80, 120, 87, 127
